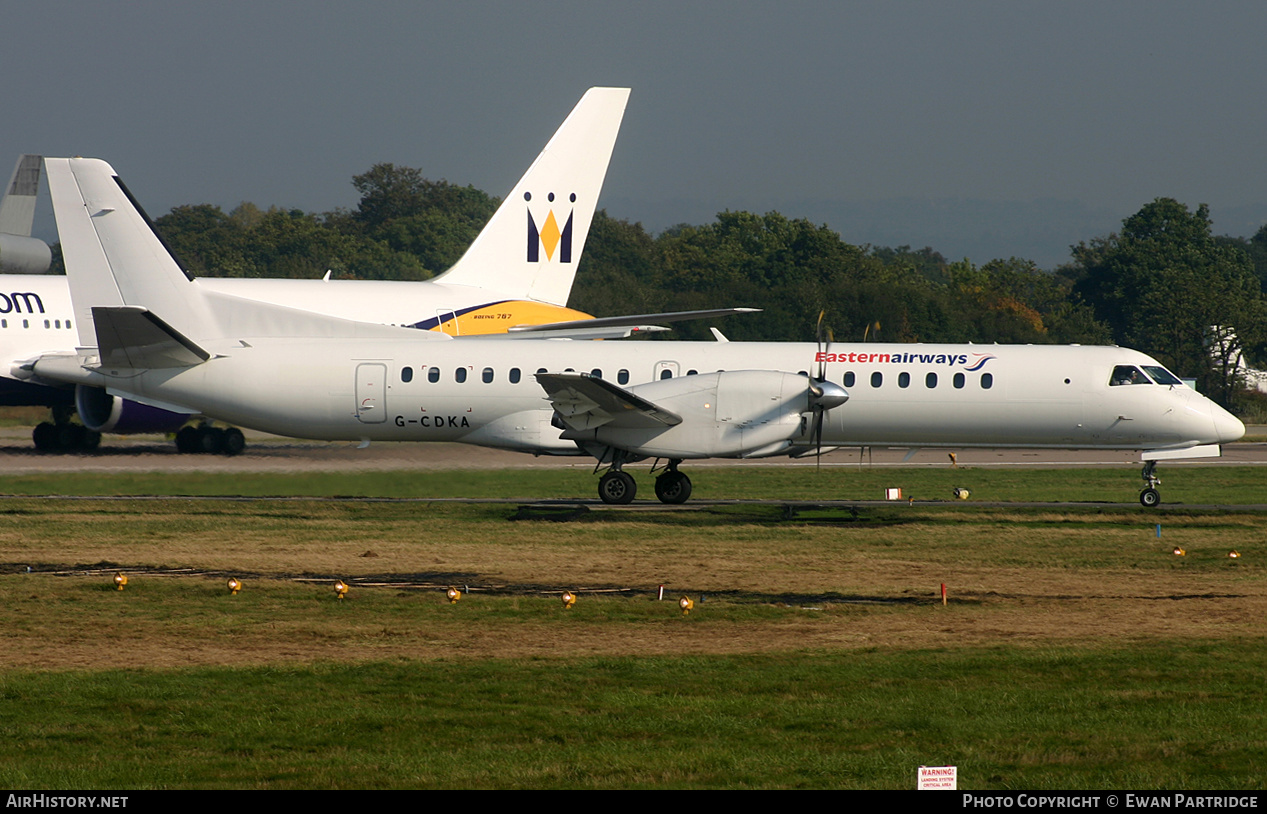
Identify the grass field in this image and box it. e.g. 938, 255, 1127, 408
1, 467, 1264, 789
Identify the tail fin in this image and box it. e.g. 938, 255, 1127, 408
0, 154, 52, 273
45, 156, 209, 350
0, 154, 41, 236
46, 157, 411, 355
431, 87, 629, 306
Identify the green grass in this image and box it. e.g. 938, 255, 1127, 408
2, 466, 1264, 789
1, 643, 1262, 789
3, 464, 1267, 505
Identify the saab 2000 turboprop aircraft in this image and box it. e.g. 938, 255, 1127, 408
27, 157, 1245, 506
0, 87, 649, 452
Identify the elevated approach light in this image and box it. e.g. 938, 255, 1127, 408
561, 590, 576, 610
446, 587, 462, 604
113, 573, 127, 591
334, 580, 349, 600
227, 577, 241, 595
1172, 547, 1186, 557
678, 595, 694, 615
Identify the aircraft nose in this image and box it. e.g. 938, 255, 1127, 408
1211, 403, 1245, 444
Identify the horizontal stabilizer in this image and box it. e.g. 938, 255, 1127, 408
507, 307, 760, 335
536, 372, 682, 431
92, 306, 210, 369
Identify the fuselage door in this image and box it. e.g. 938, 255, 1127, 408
355, 363, 387, 423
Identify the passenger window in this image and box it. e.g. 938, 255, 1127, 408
455, 368, 467, 383
510, 368, 521, 384
1110, 365, 1149, 386
591, 368, 602, 379
537, 368, 547, 375
981, 373, 993, 389
953, 372, 965, 389
401, 367, 413, 383
428, 367, 440, 383
687, 369, 698, 376
618, 369, 630, 385
843, 371, 855, 388
660, 369, 673, 380
44, 320, 50, 329
870, 371, 883, 388
898, 372, 910, 388
482, 367, 494, 383
926, 372, 937, 388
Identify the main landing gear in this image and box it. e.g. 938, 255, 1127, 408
1139, 460, 1161, 507
596, 458, 693, 505
32, 406, 101, 452
175, 423, 246, 456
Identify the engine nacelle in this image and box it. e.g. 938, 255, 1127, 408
558, 370, 848, 459
0, 233, 52, 274
75, 385, 191, 434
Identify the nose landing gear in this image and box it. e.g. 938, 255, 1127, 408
1140, 461, 1161, 507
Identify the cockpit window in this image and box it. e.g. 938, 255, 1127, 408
1110, 365, 1150, 386
1142, 365, 1183, 386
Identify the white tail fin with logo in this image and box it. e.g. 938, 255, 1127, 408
432, 87, 629, 306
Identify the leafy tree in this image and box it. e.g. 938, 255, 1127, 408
1068, 199, 1265, 404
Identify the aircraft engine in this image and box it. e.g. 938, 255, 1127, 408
75, 384, 191, 434
0, 233, 52, 274
557, 370, 849, 460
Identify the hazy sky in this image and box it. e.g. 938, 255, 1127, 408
6, 1, 1266, 268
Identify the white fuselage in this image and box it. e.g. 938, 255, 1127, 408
39, 336, 1244, 456
0, 274, 584, 406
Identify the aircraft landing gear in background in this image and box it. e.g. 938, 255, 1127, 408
32, 406, 101, 452
176, 423, 246, 456
1139, 460, 1161, 507
654, 461, 692, 505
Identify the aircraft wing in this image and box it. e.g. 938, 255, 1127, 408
536, 372, 682, 430
508, 308, 759, 334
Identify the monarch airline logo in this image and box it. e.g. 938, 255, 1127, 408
0, 292, 45, 314
524, 191, 574, 263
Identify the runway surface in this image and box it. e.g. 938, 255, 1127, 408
1, 425, 1265, 474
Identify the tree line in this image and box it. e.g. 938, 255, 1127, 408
54, 162, 1267, 414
